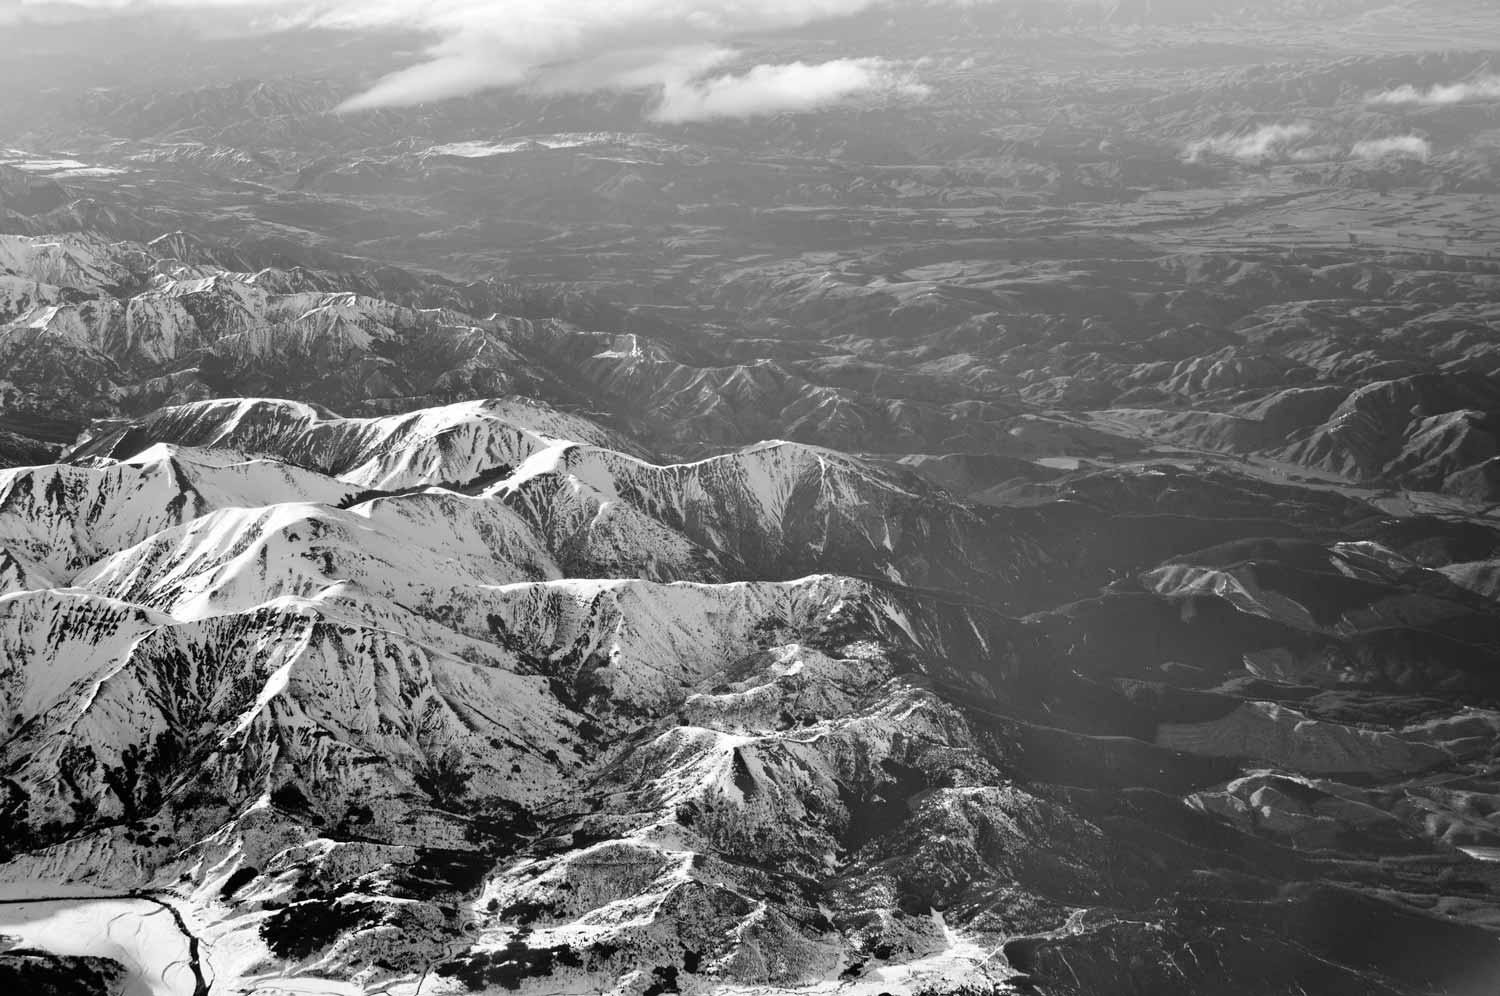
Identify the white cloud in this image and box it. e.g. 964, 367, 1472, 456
1369, 75, 1500, 107
1289, 144, 1342, 163
1351, 135, 1431, 162
652, 58, 926, 123
1185, 124, 1314, 163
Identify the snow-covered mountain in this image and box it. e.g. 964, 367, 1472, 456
0, 379, 1038, 992
5, 347, 1500, 994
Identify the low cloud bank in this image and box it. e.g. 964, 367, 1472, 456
652, 58, 926, 123
1369, 75, 1500, 107
1185, 124, 1313, 163
1186, 124, 1434, 166
1351, 135, 1431, 161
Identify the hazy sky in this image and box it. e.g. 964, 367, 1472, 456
6, 0, 993, 119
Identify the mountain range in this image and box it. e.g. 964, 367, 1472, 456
3, 2, 1500, 994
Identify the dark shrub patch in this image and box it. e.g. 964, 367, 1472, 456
392, 848, 492, 899
219, 866, 258, 900
497, 898, 559, 925
415, 747, 473, 810
0, 951, 127, 996
269, 783, 311, 812
644, 965, 680, 995
464, 799, 538, 856
259, 898, 379, 960
435, 941, 584, 991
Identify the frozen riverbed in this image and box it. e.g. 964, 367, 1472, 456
0, 888, 206, 996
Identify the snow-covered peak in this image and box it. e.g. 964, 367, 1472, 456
0, 447, 355, 579
0, 232, 134, 293
72, 396, 635, 491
